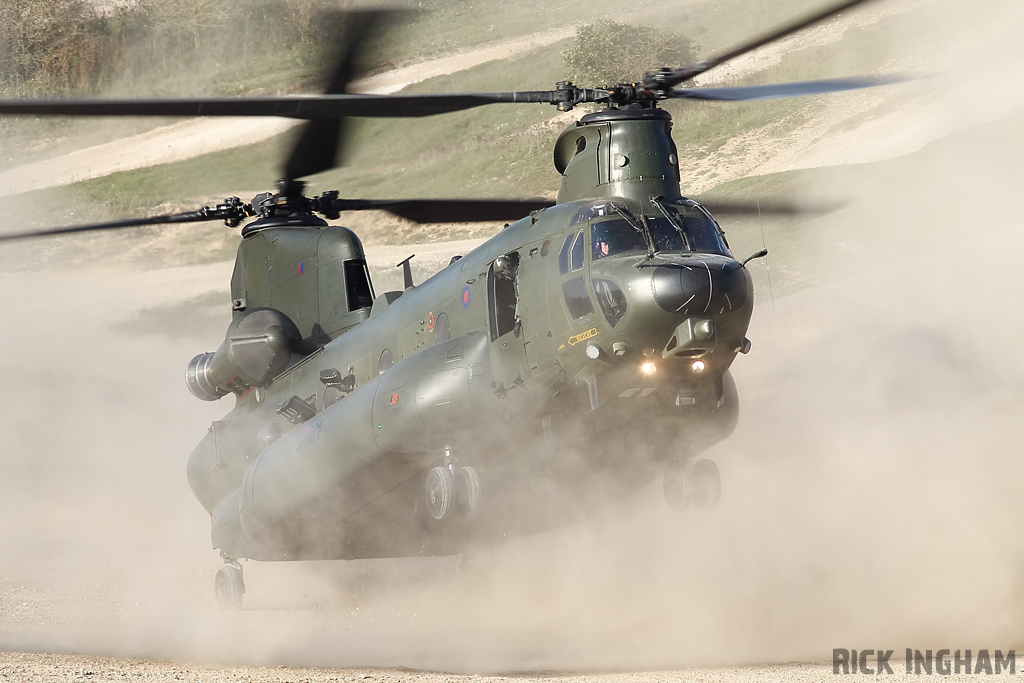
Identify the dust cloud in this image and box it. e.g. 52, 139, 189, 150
2, 0, 1024, 674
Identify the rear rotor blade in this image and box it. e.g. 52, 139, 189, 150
284, 10, 394, 180
0, 205, 242, 243
0, 91, 563, 119
669, 75, 901, 102
332, 198, 556, 223
645, 0, 879, 90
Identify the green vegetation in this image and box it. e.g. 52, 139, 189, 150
1, 0, 930, 275
562, 21, 696, 86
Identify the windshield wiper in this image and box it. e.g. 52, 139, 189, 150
610, 203, 655, 259
651, 195, 691, 251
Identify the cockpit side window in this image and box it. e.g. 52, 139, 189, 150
570, 230, 585, 272
558, 232, 574, 275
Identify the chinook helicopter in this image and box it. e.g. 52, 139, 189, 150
0, 0, 898, 608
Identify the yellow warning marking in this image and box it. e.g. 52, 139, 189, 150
567, 328, 598, 346
557, 343, 565, 351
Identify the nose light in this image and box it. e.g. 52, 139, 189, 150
691, 360, 706, 374
641, 361, 657, 375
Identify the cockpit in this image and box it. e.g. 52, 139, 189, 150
555, 200, 739, 332
584, 202, 731, 260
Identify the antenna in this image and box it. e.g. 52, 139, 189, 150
397, 254, 416, 289
756, 199, 775, 310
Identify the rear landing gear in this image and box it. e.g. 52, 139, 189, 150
215, 559, 245, 610
664, 455, 720, 511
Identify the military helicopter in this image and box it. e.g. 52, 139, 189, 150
0, 0, 898, 608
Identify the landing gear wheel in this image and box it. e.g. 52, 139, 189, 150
692, 459, 721, 510
663, 457, 694, 511
214, 561, 244, 610
425, 466, 455, 520
455, 466, 481, 518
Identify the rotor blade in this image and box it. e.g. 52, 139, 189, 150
284, 10, 393, 180
669, 75, 901, 102
0, 208, 232, 243
696, 198, 843, 217
332, 198, 556, 223
0, 91, 562, 120
647, 0, 879, 89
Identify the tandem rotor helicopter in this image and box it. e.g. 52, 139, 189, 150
0, 0, 898, 608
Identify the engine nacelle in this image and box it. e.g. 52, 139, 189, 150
185, 308, 301, 401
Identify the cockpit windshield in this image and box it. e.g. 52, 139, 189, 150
591, 219, 647, 260
590, 207, 730, 260
648, 213, 729, 255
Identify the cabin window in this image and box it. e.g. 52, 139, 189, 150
344, 259, 375, 310
434, 312, 450, 344
378, 348, 393, 375
488, 255, 520, 341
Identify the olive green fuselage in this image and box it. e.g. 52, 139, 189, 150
186, 107, 753, 561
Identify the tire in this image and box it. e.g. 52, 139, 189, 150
692, 459, 721, 510
663, 457, 694, 511
215, 563, 244, 610
455, 466, 481, 518
425, 466, 455, 520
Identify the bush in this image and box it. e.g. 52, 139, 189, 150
0, 0, 359, 97
562, 21, 697, 87
0, 0, 119, 95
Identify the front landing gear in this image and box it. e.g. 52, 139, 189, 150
215, 559, 245, 610
664, 455, 721, 511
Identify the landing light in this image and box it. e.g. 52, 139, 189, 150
691, 360, 706, 374
641, 361, 657, 375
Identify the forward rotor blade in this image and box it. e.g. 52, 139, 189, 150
669, 75, 901, 102
696, 198, 843, 216
0, 92, 561, 120
647, 0, 879, 89
332, 198, 555, 223
0, 208, 232, 243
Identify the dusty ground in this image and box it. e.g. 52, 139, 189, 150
1, 654, 1010, 683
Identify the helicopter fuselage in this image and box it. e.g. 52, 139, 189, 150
184, 107, 754, 562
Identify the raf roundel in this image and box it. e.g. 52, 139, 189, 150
462, 285, 471, 309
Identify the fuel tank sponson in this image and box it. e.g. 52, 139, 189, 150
235, 332, 497, 546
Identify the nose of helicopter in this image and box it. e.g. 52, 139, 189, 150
649, 255, 749, 316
